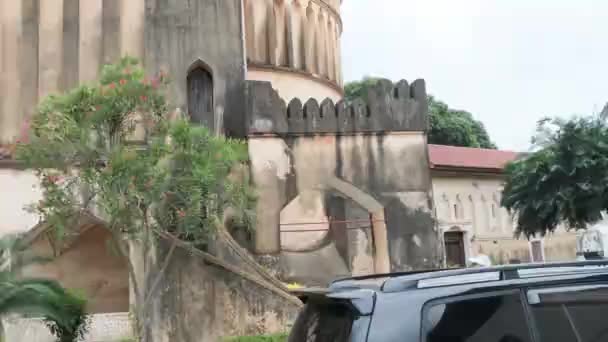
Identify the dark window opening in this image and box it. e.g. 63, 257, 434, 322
289, 302, 355, 342
187, 66, 213, 128
425, 293, 532, 342
444, 231, 466, 267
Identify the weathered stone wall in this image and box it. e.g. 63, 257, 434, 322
0, 0, 245, 143
0, 0, 147, 144
244, 78, 428, 136
21, 224, 129, 314
142, 235, 301, 342
245, 79, 440, 285
144, 0, 246, 135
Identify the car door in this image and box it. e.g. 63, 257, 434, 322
422, 290, 534, 342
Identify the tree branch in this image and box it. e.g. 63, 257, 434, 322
142, 233, 177, 308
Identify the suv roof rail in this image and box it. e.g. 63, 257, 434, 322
382, 259, 608, 292
330, 269, 451, 291
332, 260, 608, 292
331, 268, 449, 286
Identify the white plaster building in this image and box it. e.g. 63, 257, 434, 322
429, 144, 577, 266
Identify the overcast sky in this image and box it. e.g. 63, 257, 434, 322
341, 0, 608, 151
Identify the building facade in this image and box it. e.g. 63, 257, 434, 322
0, 0, 441, 278
429, 144, 577, 266
0, 3, 581, 340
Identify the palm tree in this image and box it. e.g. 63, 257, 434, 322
0, 236, 88, 342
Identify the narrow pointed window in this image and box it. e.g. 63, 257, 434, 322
187, 65, 213, 127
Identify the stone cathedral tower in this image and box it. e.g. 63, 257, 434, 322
0, 0, 344, 144
1, 0, 439, 293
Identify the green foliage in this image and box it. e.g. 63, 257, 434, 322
16, 56, 254, 248
344, 76, 381, 102
343, 78, 496, 149
15, 57, 255, 338
428, 96, 496, 149
224, 333, 288, 342
501, 115, 608, 237
0, 236, 89, 342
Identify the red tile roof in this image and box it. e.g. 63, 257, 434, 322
428, 144, 520, 172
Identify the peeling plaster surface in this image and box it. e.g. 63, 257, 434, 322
280, 190, 329, 251
249, 138, 290, 180
250, 131, 439, 281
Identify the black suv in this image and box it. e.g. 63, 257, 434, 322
288, 260, 608, 342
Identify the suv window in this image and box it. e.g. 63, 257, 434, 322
424, 292, 532, 342
527, 285, 608, 342
289, 302, 356, 342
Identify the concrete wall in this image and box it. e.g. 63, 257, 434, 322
432, 172, 577, 265
21, 225, 129, 314
142, 237, 300, 342
3, 312, 132, 342
0, 169, 42, 237
245, 79, 440, 285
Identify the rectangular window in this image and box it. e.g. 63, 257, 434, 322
530, 240, 544, 262
528, 285, 608, 342
424, 292, 532, 342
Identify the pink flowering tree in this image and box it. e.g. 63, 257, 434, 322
16, 57, 255, 340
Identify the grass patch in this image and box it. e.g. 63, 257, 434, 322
223, 333, 288, 342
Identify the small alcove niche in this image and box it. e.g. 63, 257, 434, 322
187, 60, 214, 128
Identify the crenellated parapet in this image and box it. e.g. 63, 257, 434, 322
244, 78, 429, 135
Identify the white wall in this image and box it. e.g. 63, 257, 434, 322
3, 312, 132, 342
0, 169, 42, 237
432, 175, 513, 238
247, 68, 342, 102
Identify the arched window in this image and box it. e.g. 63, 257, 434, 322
187, 63, 213, 127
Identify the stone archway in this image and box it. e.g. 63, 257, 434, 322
325, 177, 390, 274
279, 176, 390, 279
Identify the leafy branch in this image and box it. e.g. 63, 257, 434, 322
502, 115, 608, 237
16, 57, 256, 341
